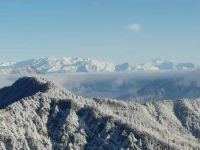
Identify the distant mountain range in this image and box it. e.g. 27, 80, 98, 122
0, 57, 197, 74
0, 76, 200, 149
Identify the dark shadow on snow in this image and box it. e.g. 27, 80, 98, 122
0, 77, 49, 109
46, 99, 71, 149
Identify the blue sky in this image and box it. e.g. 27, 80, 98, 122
0, 0, 199, 64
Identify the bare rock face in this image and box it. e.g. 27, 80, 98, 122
0, 76, 200, 150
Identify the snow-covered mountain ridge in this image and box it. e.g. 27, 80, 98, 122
0, 57, 197, 74
0, 76, 200, 149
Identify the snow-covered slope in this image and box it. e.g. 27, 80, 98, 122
135, 58, 196, 71
0, 57, 198, 74
0, 57, 196, 73
13, 57, 115, 74
115, 62, 133, 72
0, 67, 40, 75
0, 76, 200, 149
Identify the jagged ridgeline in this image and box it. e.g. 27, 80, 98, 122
0, 57, 197, 74
0, 77, 200, 150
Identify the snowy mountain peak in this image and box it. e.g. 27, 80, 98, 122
115, 62, 132, 72
13, 57, 115, 73
0, 76, 49, 109
0, 57, 198, 74
152, 58, 174, 70
152, 58, 168, 64
0, 76, 73, 109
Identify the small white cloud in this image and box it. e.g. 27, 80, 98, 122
129, 23, 141, 32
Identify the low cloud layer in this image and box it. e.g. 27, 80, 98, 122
1, 71, 200, 102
